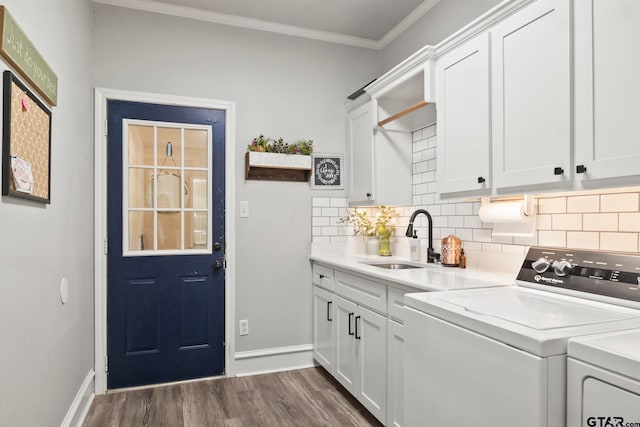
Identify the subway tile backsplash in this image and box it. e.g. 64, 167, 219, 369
312, 123, 640, 254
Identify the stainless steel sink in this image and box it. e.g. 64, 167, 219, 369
362, 262, 426, 270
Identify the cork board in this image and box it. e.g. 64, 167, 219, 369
2, 71, 52, 203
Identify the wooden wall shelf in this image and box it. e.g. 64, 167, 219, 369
245, 152, 312, 182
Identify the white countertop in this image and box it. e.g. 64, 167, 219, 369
310, 249, 517, 292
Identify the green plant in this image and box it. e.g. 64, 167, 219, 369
338, 208, 375, 236
247, 135, 313, 154
339, 205, 399, 237
374, 205, 400, 237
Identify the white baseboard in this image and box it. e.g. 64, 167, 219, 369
234, 344, 314, 377
60, 369, 95, 427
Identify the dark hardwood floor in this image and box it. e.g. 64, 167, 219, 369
84, 367, 383, 426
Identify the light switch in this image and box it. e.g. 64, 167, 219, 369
239, 201, 249, 218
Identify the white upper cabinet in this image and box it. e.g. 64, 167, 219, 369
347, 99, 414, 207
575, 0, 640, 183
491, 0, 571, 190
437, 32, 491, 194
345, 49, 437, 206
347, 101, 376, 204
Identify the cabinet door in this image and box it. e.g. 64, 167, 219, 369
575, 0, 640, 181
437, 33, 491, 194
312, 286, 334, 373
387, 319, 404, 427
348, 101, 375, 204
357, 305, 387, 424
491, 0, 571, 189
334, 295, 358, 395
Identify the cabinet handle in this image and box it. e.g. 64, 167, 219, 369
477, 176, 485, 184
318, 274, 325, 279
576, 165, 587, 174
554, 167, 564, 176
348, 312, 354, 335
355, 316, 361, 340
366, 192, 372, 198
327, 301, 332, 322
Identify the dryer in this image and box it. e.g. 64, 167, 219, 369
567, 329, 640, 427
404, 247, 640, 427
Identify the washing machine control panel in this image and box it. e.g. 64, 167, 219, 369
517, 247, 640, 303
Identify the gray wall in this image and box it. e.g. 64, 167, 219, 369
92, 4, 379, 353
0, 0, 94, 426
381, 0, 502, 72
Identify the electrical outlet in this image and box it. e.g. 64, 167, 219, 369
239, 319, 249, 336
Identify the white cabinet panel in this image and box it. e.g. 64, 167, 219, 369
437, 32, 491, 194
387, 286, 407, 324
491, 0, 571, 189
334, 295, 358, 395
312, 286, 334, 373
575, 0, 640, 182
387, 319, 404, 427
335, 270, 387, 314
347, 100, 413, 206
357, 306, 387, 423
312, 264, 334, 291
348, 102, 375, 203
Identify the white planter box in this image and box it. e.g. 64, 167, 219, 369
245, 152, 312, 182
247, 151, 312, 170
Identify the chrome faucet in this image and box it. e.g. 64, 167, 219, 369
405, 209, 440, 263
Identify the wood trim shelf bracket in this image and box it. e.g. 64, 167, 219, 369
377, 100, 429, 127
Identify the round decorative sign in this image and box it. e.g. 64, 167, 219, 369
313, 155, 343, 189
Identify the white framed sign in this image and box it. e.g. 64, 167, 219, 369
311, 153, 344, 190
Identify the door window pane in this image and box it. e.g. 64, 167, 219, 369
128, 125, 154, 166
185, 170, 208, 209
156, 170, 184, 209
157, 127, 182, 168
129, 168, 154, 209
157, 212, 182, 250
129, 211, 154, 251
184, 129, 208, 168
186, 212, 208, 249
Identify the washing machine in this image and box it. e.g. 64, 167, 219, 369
567, 329, 640, 427
404, 247, 640, 427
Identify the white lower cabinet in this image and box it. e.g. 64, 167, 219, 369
387, 319, 405, 427
334, 295, 387, 424
335, 295, 358, 394
312, 264, 418, 426
356, 305, 387, 422
312, 286, 335, 373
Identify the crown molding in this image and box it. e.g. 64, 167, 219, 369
434, 0, 535, 57
92, 0, 380, 49
377, 0, 441, 49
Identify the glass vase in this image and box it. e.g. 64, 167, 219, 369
379, 235, 392, 256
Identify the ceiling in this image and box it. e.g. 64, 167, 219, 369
93, 0, 441, 49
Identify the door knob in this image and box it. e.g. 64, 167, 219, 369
213, 260, 223, 271
213, 242, 222, 251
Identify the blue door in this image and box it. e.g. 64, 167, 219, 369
107, 100, 225, 389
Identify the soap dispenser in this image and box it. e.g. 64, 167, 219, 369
409, 231, 420, 261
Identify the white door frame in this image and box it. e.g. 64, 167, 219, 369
93, 88, 237, 394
